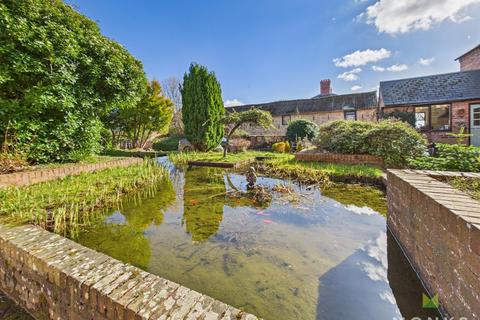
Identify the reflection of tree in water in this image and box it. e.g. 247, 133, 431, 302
76, 177, 176, 269
183, 168, 226, 242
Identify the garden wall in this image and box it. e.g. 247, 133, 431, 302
0, 158, 143, 188
0, 224, 257, 320
295, 151, 384, 166
387, 169, 480, 318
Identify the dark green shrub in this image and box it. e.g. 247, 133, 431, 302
181, 63, 224, 151
286, 120, 319, 142
409, 144, 480, 172
152, 136, 181, 151
0, 0, 146, 163
314, 120, 427, 167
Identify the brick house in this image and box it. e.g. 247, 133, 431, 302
226, 79, 377, 140
379, 44, 480, 146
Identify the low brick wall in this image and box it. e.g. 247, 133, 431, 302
0, 158, 143, 188
387, 169, 480, 318
0, 225, 258, 320
295, 151, 383, 166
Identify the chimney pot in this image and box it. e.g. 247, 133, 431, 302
320, 79, 332, 95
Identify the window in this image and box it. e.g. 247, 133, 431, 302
344, 111, 356, 120
415, 105, 450, 131
282, 115, 291, 125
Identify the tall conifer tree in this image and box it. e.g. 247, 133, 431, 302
181, 64, 224, 151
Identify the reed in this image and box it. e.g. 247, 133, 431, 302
0, 160, 170, 237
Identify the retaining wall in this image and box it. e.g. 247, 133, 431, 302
0, 158, 143, 188
0, 224, 258, 320
295, 151, 383, 166
387, 169, 480, 318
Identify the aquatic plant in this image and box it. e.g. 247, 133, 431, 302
0, 160, 171, 237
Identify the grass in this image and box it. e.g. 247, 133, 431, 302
169, 151, 384, 185
0, 154, 123, 175
152, 136, 182, 151
102, 149, 164, 158
262, 155, 384, 184
448, 177, 480, 201
168, 151, 280, 165
0, 160, 170, 237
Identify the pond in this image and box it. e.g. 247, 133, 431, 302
75, 158, 440, 320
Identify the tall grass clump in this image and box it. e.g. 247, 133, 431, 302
0, 160, 171, 237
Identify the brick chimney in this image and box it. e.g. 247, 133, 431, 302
456, 44, 480, 71
320, 79, 332, 95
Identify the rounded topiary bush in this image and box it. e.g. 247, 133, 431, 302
286, 120, 319, 142
314, 120, 427, 167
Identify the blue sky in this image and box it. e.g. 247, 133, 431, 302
68, 0, 480, 105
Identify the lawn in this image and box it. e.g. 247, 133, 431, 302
168, 151, 280, 165
169, 151, 384, 185
0, 160, 170, 237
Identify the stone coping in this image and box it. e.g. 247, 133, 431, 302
386, 169, 480, 318
0, 224, 259, 320
388, 169, 480, 242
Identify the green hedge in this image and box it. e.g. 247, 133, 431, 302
314, 120, 427, 167
409, 144, 480, 172
152, 136, 181, 151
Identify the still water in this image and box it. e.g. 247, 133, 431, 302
75, 159, 440, 320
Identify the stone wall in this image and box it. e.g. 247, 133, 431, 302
295, 151, 384, 166
0, 158, 143, 188
387, 169, 480, 318
0, 225, 258, 320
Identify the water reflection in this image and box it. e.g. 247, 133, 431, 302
74, 161, 439, 320
76, 177, 175, 269
182, 167, 226, 242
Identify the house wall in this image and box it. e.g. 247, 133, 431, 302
381, 100, 480, 145
459, 46, 480, 71
240, 108, 377, 137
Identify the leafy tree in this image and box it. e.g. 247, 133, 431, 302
220, 108, 273, 157
181, 63, 224, 151
116, 80, 173, 149
0, 0, 146, 162
286, 119, 319, 142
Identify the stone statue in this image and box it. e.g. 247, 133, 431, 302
246, 167, 257, 190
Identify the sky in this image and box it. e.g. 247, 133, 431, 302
67, 0, 480, 106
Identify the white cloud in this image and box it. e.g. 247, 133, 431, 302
350, 85, 362, 91
419, 57, 435, 66
361, 0, 480, 35
224, 99, 244, 107
372, 64, 408, 72
372, 65, 386, 72
337, 68, 362, 81
334, 48, 391, 67
386, 64, 408, 72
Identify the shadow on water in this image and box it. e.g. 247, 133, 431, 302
315, 230, 441, 320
